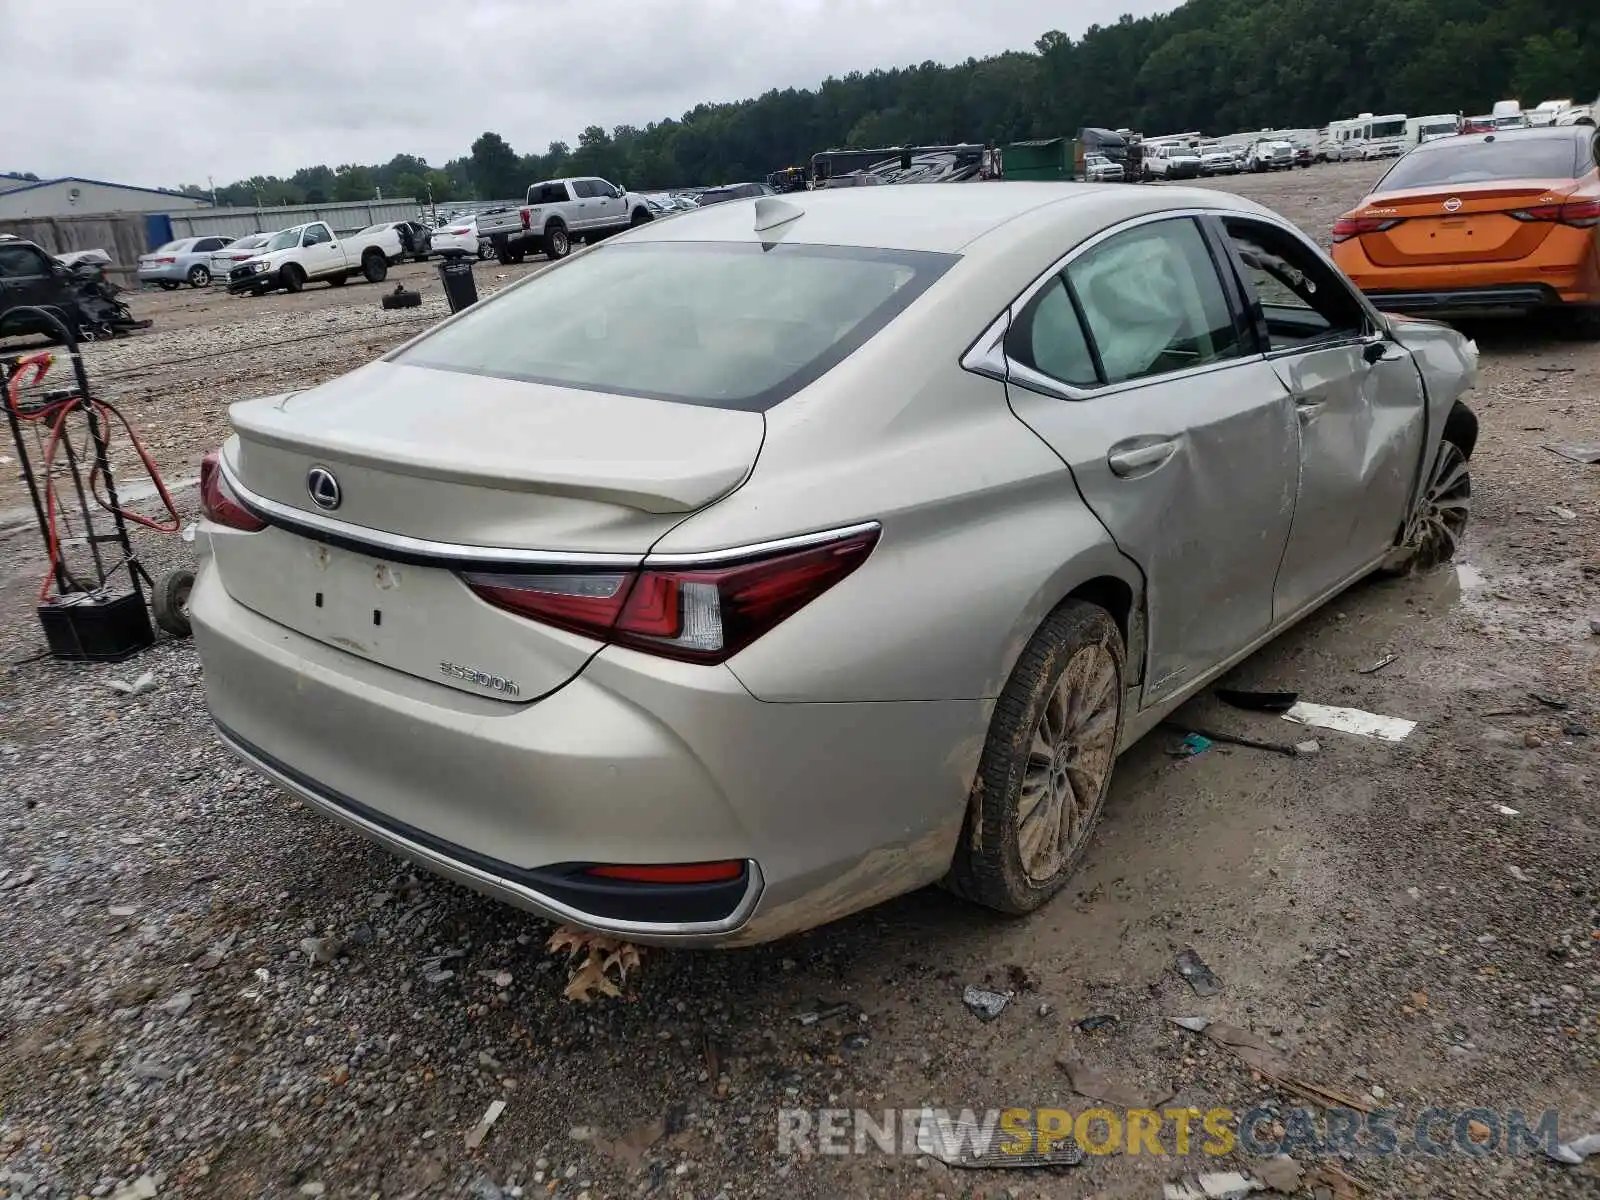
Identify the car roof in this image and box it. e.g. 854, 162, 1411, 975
627, 183, 1259, 254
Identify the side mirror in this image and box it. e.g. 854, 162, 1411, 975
614, 185, 626, 198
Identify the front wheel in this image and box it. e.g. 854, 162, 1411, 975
281, 264, 304, 294
1383, 438, 1471, 575
944, 601, 1124, 914
630, 208, 652, 227
543, 225, 570, 260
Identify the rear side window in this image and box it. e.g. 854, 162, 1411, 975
1008, 277, 1097, 386
1377, 135, 1588, 190
1064, 218, 1244, 386
394, 241, 955, 412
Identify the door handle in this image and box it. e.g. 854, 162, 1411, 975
1107, 440, 1178, 477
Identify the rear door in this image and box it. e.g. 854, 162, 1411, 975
1214, 215, 1425, 620
997, 214, 1300, 703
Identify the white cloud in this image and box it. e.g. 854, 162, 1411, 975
2, 0, 1170, 187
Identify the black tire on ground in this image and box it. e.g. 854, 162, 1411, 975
381, 288, 422, 310
186, 265, 210, 288
158, 281, 180, 291
281, 264, 304, 294
327, 273, 347, 287
944, 600, 1125, 915
495, 243, 514, 265
1379, 430, 1472, 576
630, 208, 652, 226
543, 224, 570, 260
1563, 305, 1600, 340
362, 253, 388, 284
152, 569, 194, 638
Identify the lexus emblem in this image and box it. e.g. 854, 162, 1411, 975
1443, 197, 1462, 213
306, 466, 341, 511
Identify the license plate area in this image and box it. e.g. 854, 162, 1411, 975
211, 527, 594, 702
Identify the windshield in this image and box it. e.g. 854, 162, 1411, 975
393, 241, 955, 412
1420, 122, 1457, 136
1370, 119, 1406, 139
232, 234, 270, 250
1376, 136, 1590, 191
264, 226, 307, 252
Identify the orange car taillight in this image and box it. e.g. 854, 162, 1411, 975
1331, 216, 1404, 242
1509, 198, 1600, 227
199, 451, 266, 532
462, 528, 879, 664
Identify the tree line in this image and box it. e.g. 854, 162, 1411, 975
121, 0, 1600, 206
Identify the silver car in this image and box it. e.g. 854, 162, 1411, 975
137, 236, 235, 289
209, 232, 277, 280
191, 185, 1478, 947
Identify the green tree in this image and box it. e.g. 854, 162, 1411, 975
469, 131, 520, 200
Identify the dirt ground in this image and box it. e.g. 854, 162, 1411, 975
1, 163, 1597, 1200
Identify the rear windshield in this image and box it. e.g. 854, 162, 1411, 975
1376, 135, 1591, 191
393, 240, 956, 412
156, 239, 195, 252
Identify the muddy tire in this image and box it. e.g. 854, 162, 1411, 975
362, 253, 387, 284
543, 224, 570, 260
152, 569, 194, 638
281, 264, 304, 294
1380, 433, 1472, 576
944, 601, 1125, 915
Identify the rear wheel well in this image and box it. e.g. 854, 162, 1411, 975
1064, 576, 1133, 642
545, 218, 566, 233
1444, 401, 1478, 460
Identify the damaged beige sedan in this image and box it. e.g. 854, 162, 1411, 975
191, 185, 1477, 946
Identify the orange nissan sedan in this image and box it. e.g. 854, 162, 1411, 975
1332, 126, 1600, 334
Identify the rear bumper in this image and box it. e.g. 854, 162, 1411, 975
137, 265, 185, 283
189, 561, 983, 946
1362, 284, 1576, 317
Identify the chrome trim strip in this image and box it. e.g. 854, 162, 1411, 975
214, 724, 765, 940
219, 457, 644, 568
645, 521, 882, 566
220, 455, 881, 571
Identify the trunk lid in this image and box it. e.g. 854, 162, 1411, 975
1356, 179, 1579, 266
214, 361, 764, 699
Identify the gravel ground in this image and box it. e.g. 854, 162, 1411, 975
2, 163, 1598, 1200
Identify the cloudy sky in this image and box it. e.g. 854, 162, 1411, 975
4, 0, 1170, 189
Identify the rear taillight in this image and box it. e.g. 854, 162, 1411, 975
199, 451, 266, 532
462, 527, 879, 664
1510, 198, 1600, 227
153, 256, 175, 264
1332, 216, 1404, 242
519, 209, 531, 230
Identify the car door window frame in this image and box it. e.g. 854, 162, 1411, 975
1204, 213, 1383, 357
964, 209, 1265, 403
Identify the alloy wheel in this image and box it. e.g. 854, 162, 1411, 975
1016, 643, 1119, 883
1409, 441, 1470, 566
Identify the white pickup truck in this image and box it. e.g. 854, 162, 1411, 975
225, 220, 404, 295
478, 177, 654, 264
